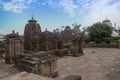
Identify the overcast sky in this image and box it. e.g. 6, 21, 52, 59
0, 0, 120, 34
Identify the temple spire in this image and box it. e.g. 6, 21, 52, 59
28, 15, 37, 22
31, 15, 33, 20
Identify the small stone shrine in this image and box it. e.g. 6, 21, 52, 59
5, 30, 24, 63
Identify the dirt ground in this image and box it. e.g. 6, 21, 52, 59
0, 48, 120, 80
0, 59, 20, 79
55, 48, 120, 80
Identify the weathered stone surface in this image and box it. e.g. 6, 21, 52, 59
15, 51, 58, 78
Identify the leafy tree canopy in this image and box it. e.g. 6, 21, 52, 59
86, 22, 113, 41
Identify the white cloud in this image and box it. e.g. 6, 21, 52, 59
1, 0, 120, 29
0, 0, 36, 13
74, 0, 120, 28
40, 0, 58, 9
47, 0, 57, 8
59, 0, 78, 17
2, 2, 27, 13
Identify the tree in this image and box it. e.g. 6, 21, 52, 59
72, 23, 81, 33
87, 22, 113, 43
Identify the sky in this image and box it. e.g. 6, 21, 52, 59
0, 0, 120, 34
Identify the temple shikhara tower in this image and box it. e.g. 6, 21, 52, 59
24, 16, 41, 51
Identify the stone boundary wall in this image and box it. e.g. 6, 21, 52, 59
83, 43, 119, 48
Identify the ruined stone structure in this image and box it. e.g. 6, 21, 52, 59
15, 51, 58, 78
71, 33, 84, 57
5, 30, 24, 64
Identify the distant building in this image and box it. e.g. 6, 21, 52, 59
102, 18, 119, 37
102, 17, 112, 26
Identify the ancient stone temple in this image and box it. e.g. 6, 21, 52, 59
24, 17, 64, 52
62, 26, 72, 42
4, 16, 84, 78
5, 30, 24, 64
24, 16, 41, 51
13, 17, 58, 77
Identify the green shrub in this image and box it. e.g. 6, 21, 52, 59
95, 38, 101, 43
86, 22, 112, 42
64, 41, 73, 47
111, 37, 120, 43
84, 35, 90, 43
118, 39, 120, 43
104, 37, 112, 44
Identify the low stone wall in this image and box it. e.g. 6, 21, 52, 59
83, 43, 119, 48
